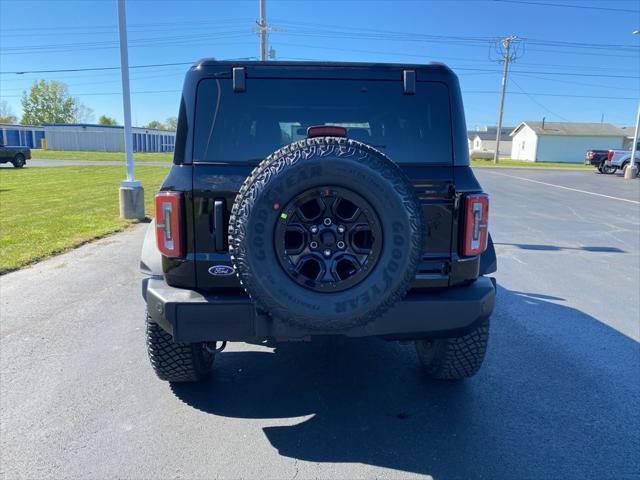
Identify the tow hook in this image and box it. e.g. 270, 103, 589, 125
205, 341, 227, 354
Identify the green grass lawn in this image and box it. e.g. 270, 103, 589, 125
0, 166, 169, 274
32, 149, 173, 163
471, 158, 591, 169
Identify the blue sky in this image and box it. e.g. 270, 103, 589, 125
1, 0, 638, 129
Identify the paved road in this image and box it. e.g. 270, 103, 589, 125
1, 169, 638, 479
0, 159, 171, 167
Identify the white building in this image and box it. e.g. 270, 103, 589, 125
471, 129, 512, 157
510, 121, 626, 163
620, 126, 639, 150
43, 123, 175, 152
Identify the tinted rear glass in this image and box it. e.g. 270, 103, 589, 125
193, 78, 452, 164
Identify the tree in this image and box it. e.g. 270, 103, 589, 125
98, 115, 118, 125
0, 101, 17, 124
165, 116, 178, 131
21, 80, 78, 125
75, 104, 95, 123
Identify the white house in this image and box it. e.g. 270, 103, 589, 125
510, 121, 626, 163
471, 129, 512, 157
620, 126, 639, 150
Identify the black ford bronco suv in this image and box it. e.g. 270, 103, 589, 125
140, 60, 496, 383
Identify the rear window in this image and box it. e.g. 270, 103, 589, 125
193, 78, 452, 164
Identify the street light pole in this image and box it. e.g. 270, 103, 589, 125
117, 0, 144, 219
626, 30, 640, 179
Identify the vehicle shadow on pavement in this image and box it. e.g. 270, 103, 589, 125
171, 286, 640, 479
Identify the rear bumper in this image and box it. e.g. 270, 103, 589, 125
142, 276, 496, 342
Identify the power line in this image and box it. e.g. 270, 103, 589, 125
0, 61, 195, 75
509, 78, 571, 121
511, 72, 638, 91
272, 19, 639, 52
0, 89, 181, 99
0, 32, 253, 56
0, 18, 250, 33
492, 0, 639, 13
2, 22, 637, 60
256, 41, 639, 78
2, 59, 637, 80
1, 87, 632, 101
464, 91, 636, 100
459, 67, 638, 79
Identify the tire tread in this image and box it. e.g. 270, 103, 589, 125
416, 317, 490, 380
145, 315, 213, 382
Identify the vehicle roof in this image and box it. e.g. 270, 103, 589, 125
194, 59, 453, 72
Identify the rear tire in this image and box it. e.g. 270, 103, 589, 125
12, 154, 25, 168
145, 314, 214, 382
415, 316, 490, 380
601, 163, 616, 175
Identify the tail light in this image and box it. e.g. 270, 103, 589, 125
462, 193, 489, 257
587, 151, 594, 160
307, 125, 347, 138
155, 192, 184, 257
607, 150, 614, 161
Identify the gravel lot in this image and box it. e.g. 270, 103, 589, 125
1, 168, 638, 479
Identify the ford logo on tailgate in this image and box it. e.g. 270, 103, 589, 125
208, 265, 235, 276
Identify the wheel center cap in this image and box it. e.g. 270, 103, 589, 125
320, 230, 336, 247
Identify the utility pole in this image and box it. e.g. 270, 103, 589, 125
255, 0, 280, 61
116, 0, 144, 219
493, 35, 518, 164
258, 0, 268, 61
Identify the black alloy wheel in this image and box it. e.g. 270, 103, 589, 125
274, 186, 382, 292
12, 154, 25, 168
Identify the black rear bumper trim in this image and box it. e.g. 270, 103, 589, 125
142, 276, 496, 342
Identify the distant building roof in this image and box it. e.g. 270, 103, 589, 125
474, 130, 512, 142
0, 123, 44, 128
512, 121, 625, 137
620, 126, 638, 138
42, 122, 175, 133
467, 126, 514, 141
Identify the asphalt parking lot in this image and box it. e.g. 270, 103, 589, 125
1, 168, 638, 479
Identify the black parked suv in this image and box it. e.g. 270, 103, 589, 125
141, 60, 496, 383
0, 141, 30, 168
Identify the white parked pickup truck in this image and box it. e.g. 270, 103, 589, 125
605, 141, 640, 174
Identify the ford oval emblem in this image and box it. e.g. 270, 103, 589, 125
208, 265, 235, 276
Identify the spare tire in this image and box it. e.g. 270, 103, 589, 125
229, 137, 423, 331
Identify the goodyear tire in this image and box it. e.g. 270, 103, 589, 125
229, 137, 423, 331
